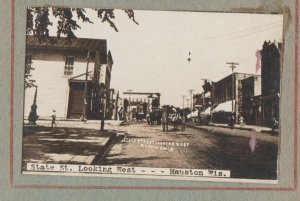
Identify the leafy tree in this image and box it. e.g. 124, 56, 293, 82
26, 7, 138, 41
25, 55, 36, 88
25, 7, 138, 88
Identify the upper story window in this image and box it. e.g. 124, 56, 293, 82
64, 56, 75, 76
25, 54, 32, 74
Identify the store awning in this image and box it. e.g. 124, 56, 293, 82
212, 100, 235, 113
187, 110, 199, 118
201, 107, 211, 115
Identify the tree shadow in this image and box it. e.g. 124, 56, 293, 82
22, 126, 114, 170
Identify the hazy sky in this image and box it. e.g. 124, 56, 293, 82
48, 9, 283, 107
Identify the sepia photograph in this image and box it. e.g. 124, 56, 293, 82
22, 7, 283, 182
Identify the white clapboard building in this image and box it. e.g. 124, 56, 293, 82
24, 36, 113, 120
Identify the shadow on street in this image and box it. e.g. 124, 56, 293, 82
22, 125, 113, 170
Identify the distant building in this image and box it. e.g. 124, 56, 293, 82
193, 93, 202, 109
122, 92, 161, 119
211, 73, 255, 123
260, 41, 281, 126
24, 36, 111, 120
241, 75, 261, 125
106, 88, 115, 120
193, 93, 210, 111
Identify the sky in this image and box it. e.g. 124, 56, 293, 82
48, 9, 283, 107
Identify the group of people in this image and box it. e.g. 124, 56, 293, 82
228, 113, 245, 129
161, 109, 185, 132
228, 113, 278, 134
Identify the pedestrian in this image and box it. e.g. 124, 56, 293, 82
146, 111, 150, 125
171, 109, 178, 131
271, 117, 278, 135
161, 110, 168, 132
181, 115, 186, 132
118, 107, 123, 120
229, 113, 235, 129
239, 115, 244, 127
51, 110, 57, 128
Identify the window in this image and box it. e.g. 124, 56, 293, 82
25, 54, 32, 74
64, 56, 75, 76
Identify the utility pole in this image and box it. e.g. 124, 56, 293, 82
188, 89, 194, 110
182, 95, 186, 124
226, 62, 239, 114
126, 89, 133, 115
126, 89, 133, 110
186, 98, 190, 110
182, 95, 185, 109
115, 91, 119, 120
82, 50, 90, 121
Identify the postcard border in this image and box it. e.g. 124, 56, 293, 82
9, 0, 299, 191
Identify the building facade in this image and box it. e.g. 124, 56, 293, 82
241, 75, 261, 125
192, 93, 202, 109
122, 92, 161, 119
211, 73, 255, 123
260, 41, 281, 126
24, 36, 111, 120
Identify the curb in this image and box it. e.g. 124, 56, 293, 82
91, 131, 117, 165
212, 124, 253, 132
211, 124, 279, 135
187, 124, 279, 138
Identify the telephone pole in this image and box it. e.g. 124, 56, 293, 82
82, 50, 90, 121
226, 62, 239, 114
126, 89, 133, 111
188, 89, 194, 110
186, 98, 190, 110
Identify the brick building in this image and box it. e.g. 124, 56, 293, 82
241, 75, 261, 125
260, 41, 281, 126
211, 73, 255, 123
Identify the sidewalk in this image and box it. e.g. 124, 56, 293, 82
186, 122, 279, 143
211, 123, 279, 134
22, 120, 116, 170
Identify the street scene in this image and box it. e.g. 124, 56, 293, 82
23, 8, 283, 181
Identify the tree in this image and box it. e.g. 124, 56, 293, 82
26, 7, 139, 41
25, 55, 36, 88
25, 7, 138, 88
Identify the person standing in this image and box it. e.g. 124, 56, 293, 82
181, 115, 186, 132
118, 107, 123, 121
239, 115, 244, 127
51, 110, 57, 128
229, 113, 235, 130
271, 117, 278, 135
161, 110, 168, 132
172, 113, 178, 131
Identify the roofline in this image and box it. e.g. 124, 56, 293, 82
26, 35, 107, 50
213, 72, 261, 83
27, 45, 102, 51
